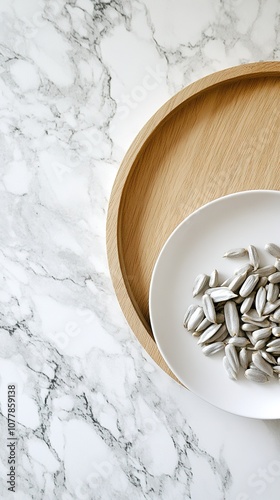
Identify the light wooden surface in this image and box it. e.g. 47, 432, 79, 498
106, 62, 280, 382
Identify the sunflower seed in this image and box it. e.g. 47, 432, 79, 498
183, 304, 198, 328
194, 317, 212, 334
267, 283, 279, 303
192, 273, 209, 297
239, 274, 260, 297
239, 347, 250, 369
240, 293, 255, 314
263, 299, 280, 315
252, 351, 274, 377
275, 259, 280, 271
225, 343, 240, 372
202, 342, 225, 356
228, 272, 248, 292
223, 355, 237, 380
249, 319, 271, 328
253, 265, 277, 277
205, 287, 222, 295
228, 337, 249, 347
266, 338, 280, 353
272, 326, 280, 337
273, 365, 280, 374
206, 323, 228, 343
223, 247, 248, 258
209, 269, 219, 287
268, 272, 280, 284
272, 307, 280, 322
209, 289, 238, 303
261, 351, 276, 364
245, 367, 270, 383
266, 347, 280, 354
266, 338, 280, 349
248, 244, 260, 270
241, 323, 257, 332
255, 286, 266, 316
224, 301, 239, 336
197, 323, 222, 345
269, 315, 279, 324
187, 306, 204, 331
241, 310, 269, 323
265, 243, 280, 259
202, 294, 216, 323
255, 339, 269, 350
235, 263, 254, 275
252, 327, 272, 342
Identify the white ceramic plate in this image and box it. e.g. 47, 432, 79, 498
149, 190, 280, 419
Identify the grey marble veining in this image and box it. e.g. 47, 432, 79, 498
0, 0, 280, 499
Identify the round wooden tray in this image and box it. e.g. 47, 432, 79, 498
106, 62, 280, 382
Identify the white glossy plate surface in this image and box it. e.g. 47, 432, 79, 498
149, 190, 280, 419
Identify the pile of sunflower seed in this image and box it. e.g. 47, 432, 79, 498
183, 243, 280, 383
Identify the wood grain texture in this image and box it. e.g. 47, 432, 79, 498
106, 62, 280, 381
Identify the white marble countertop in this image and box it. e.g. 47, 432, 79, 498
1, 1, 280, 499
